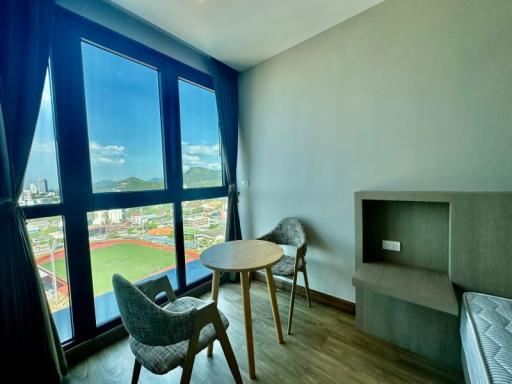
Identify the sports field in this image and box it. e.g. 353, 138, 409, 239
40, 240, 196, 296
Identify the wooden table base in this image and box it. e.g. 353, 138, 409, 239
207, 270, 285, 380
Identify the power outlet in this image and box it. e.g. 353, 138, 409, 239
382, 240, 401, 252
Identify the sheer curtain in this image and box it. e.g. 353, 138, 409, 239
0, 0, 67, 381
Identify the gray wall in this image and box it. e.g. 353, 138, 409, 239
238, 0, 512, 302
56, 0, 213, 74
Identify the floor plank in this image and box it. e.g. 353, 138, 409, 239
64, 281, 463, 384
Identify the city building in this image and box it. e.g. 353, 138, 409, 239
29, 182, 38, 194
107, 209, 123, 224
183, 215, 208, 228
38, 178, 48, 193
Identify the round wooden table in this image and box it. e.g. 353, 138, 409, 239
200, 240, 284, 379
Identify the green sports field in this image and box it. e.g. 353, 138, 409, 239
41, 242, 177, 296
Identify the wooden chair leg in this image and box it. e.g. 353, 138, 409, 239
212, 313, 244, 384
131, 360, 142, 384
180, 329, 200, 384
302, 264, 312, 308
287, 271, 298, 335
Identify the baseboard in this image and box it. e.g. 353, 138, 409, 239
252, 272, 355, 315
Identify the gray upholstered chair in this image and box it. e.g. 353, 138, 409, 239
112, 274, 243, 384
257, 217, 311, 335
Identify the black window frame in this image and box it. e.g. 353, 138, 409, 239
23, 7, 229, 348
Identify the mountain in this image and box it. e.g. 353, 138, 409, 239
93, 177, 164, 192
183, 167, 222, 188
92, 167, 222, 192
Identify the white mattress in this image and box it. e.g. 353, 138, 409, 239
461, 292, 512, 384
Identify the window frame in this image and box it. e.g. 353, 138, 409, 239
23, 7, 229, 348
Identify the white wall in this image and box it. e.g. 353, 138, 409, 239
237, 0, 512, 302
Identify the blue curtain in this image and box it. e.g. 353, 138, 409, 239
211, 59, 242, 241
0, 0, 67, 381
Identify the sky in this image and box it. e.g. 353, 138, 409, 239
24, 42, 221, 191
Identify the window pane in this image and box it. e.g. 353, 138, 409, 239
88, 204, 177, 325
27, 216, 72, 342
82, 42, 165, 193
183, 198, 227, 285
179, 79, 223, 189
21, 70, 61, 206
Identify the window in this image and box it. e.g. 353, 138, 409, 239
21, 9, 230, 348
88, 204, 177, 325
183, 198, 227, 285
81, 42, 165, 193
27, 216, 72, 342
21, 70, 60, 206
179, 79, 223, 189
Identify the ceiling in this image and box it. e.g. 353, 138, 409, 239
107, 0, 383, 71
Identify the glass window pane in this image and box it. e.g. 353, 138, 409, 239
179, 79, 223, 189
88, 204, 177, 325
183, 198, 227, 285
81, 42, 165, 193
21, 70, 61, 206
27, 216, 72, 342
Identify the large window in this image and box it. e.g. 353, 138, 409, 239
88, 204, 177, 325
82, 42, 165, 193
21, 8, 230, 348
27, 216, 72, 342
21, 71, 60, 206
179, 79, 223, 189
183, 198, 227, 285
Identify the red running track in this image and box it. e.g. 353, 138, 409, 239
36, 238, 200, 265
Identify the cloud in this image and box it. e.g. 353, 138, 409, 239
181, 142, 220, 156
31, 141, 55, 153
182, 153, 221, 172
89, 141, 126, 165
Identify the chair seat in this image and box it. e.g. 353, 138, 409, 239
129, 296, 229, 375
271, 255, 303, 276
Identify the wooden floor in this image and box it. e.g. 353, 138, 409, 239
65, 281, 463, 384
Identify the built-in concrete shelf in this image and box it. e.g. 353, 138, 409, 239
352, 261, 458, 316
354, 190, 512, 370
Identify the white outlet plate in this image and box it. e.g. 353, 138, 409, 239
382, 240, 401, 252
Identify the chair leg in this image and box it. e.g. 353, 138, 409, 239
302, 265, 312, 308
212, 313, 243, 384
287, 271, 298, 335
131, 360, 141, 384
180, 329, 200, 384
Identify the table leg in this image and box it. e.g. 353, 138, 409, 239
265, 268, 284, 344
207, 270, 221, 357
240, 271, 256, 379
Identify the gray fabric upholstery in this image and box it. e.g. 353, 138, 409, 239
272, 255, 303, 276
112, 274, 197, 346
258, 217, 307, 275
258, 217, 306, 248
129, 297, 230, 375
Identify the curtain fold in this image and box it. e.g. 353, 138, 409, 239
0, 0, 67, 382
210, 58, 242, 241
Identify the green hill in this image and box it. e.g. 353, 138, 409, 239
183, 167, 222, 188
93, 177, 164, 192
93, 167, 222, 192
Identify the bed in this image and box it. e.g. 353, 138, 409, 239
461, 292, 512, 384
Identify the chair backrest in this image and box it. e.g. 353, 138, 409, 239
270, 217, 307, 248
112, 274, 197, 346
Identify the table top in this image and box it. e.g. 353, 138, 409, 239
200, 240, 283, 272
